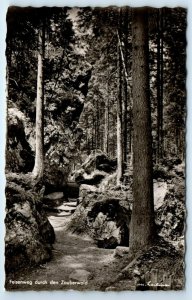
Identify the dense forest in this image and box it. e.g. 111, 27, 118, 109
5, 6, 186, 291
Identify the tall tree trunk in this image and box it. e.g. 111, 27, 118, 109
160, 9, 164, 158
123, 7, 129, 169
92, 113, 95, 150
116, 9, 123, 185
32, 20, 45, 179
104, 83, 109, 154
156, 8, 164, 163
98, 104, 102, 151
156, 8, 161, 163
112, 103, 116, 158
6, 65, 9, 160
129, 8, 155, 253
96, 100, 99, 150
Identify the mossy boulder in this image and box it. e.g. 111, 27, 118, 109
5, 174, 55, 273
67, 185, 131, 249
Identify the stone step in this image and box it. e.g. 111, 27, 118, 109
45, 201, 77, 215
56, 205, 76, 212
57, 211, 72, 216
65, 202, 77, 207
44, 192, 64, 200
114, 246, 130, 258
48, 211, 71, 217
48, 216, 70, 228
68, 198, 78, 202
55, 211, 72, 217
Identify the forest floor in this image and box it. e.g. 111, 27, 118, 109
6, 206, 184, 291
5, 165, 185, 291
5, 212, 133, 291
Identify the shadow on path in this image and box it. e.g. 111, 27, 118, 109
6, 213, 118, 291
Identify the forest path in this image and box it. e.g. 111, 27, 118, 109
7, 182, 168, 291
8, 202, 120, 291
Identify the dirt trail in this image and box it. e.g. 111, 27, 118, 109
6, 213, 121, 291
5, 181, 170, 291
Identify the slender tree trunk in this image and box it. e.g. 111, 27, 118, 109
129, 8, 155, 253
175, 127, 179, 156
98, 104, 102, 151
96, 100, 100, 150
92, 114, 94, 150
123, 8, 129, 166
116, 9, 123, 185
112, 103, 116, 158
160, 9, 164, 158
180, 129, 184, 160
156, 9, 161, 163
94, 114, 97, 151
6, 65, 9, 161
93, 97, 97, 151
32, 21, 45, 179
104, 81, 109, 154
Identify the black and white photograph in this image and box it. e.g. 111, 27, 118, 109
5, 6, 186, 291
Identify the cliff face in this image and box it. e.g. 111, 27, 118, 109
6, 107, 34, 173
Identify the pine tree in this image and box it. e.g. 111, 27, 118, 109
129, 8, 155, 253
116, 8, 123, 185
156, 8, 164, 162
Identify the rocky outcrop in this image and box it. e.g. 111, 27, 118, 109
67, 184, 131, 249
75, 170, 106, 185
6, 107, 34, 173
71, 152, 117, 180
155, 163, 185, 242
105, 238, 184, 291
43, 63, 92, 190
70, 152, 117, 189
114, 246, 130, 257
81, 152, 117, 174
5, 174, 55, 273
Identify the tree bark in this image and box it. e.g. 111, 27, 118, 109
32, 20, 45, 179
104, 80, 109, 154
129, 8, 155, 253
156, 8, 164, 162
123, 8, 129, 166
116, 9, 123, 185
160, 9, 164, 158
156, 9, 161, 163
